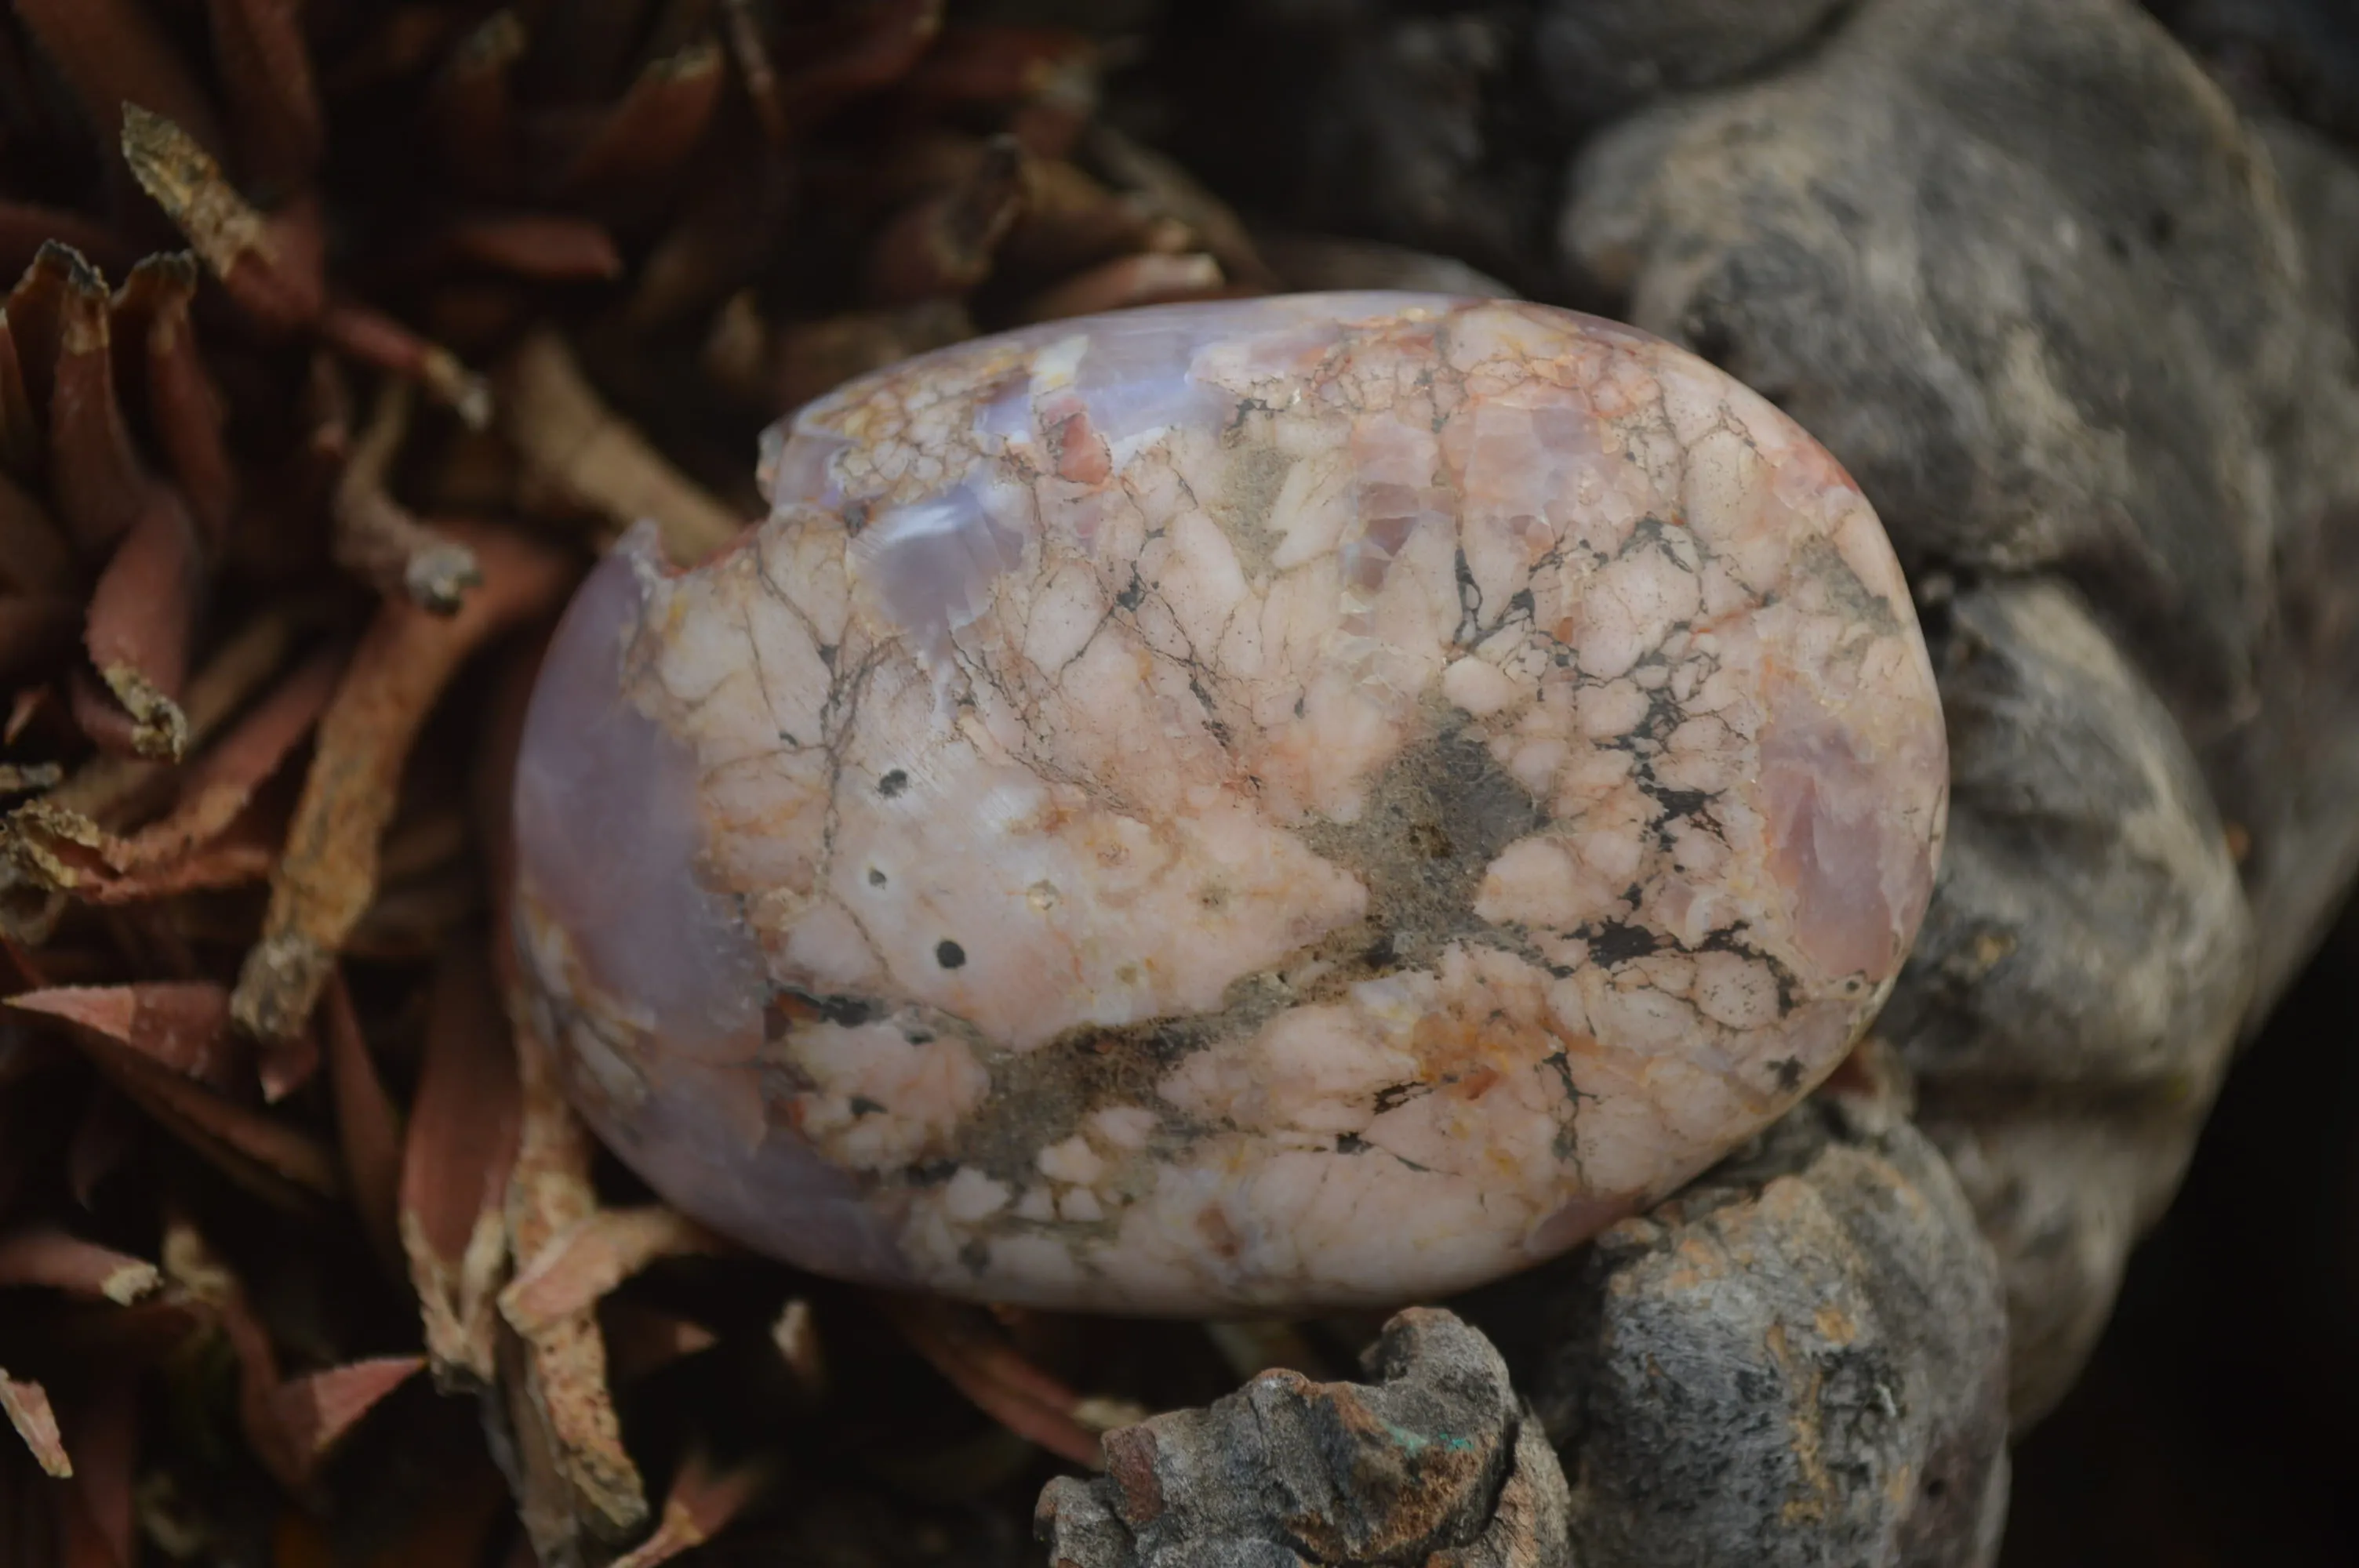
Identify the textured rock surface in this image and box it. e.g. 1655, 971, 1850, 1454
1038, 1307, 1572, 1568
1509, 1091, 2010, 1568
1556, 0, 2359, 1421
512, 292, 1947, 1313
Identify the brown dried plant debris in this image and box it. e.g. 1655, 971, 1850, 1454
0, 2, 1318, 1562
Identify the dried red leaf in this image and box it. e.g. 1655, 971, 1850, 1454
0, 1225, 161, 1302
602, 1301, 718, 1382
773, 0, 946, 129
609, 1451, 772, 1568
46, 604, 304, 827
882, 1296, 1107, 1468
84, 485, 203, 760
1081, 125, 1274, 289
5, 243, 69, 426
58, 1375, 136, 1568
557, 40, 727, 205
1, 982, 240, 1087
114, 641, 345, 871
46, 245, 150, 557
65, 1084, 136, 1207
0, 437, 74, 601
499, 330, 743, 562
0, 202, 136, 287
322, 970, 402, 1276
113, 253, 238, 550
13, 0, 231, 166
401, 942, 518, 1386
500, 1207, 724, 1341
231, 524, 572, 1041
444, 213, 625, 282
720, 0, 789, 147
1019, 251, 1227, 323
120, 107, 325, 335
427, 11, 525, 199
0, 593, 78, 682
207, 0, 325, 193
1001, 158, 1189, 278
0, 314, 41, 478
867, 134, 1028, 303
898, 25, 1097, 158
270, 1357, 425, 1471
0, 1373, 70, 1477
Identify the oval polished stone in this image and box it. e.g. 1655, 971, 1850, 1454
511, 293, 1948, 1314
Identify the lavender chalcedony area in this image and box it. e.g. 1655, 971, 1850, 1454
511, 293, 1949, 1313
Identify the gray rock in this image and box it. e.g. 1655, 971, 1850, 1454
1558, 0, 2359, 1419
1038, 1308, 1572, 1567
1535, 0, 1848, 125
1526, 1092, 2009, 1568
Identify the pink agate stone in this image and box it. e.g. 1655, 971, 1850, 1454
511, 293, 1947, 1314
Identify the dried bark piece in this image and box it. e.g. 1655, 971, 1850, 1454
0, 1226, 162, 1303
884, 1297, 1107, 1469
866, 134, 1027, 303
402, 942, 521, 1387
314, 301, 491, 429
84, 485, 203, 760
1015, 251, 1225, 322
13, 0, 230, 167
609, 1451, 772, 1568
120, 107, 325, 336
45, 245, 150, 556
231, 524, 572, 1042
206, 0, 325, 194
322, 971, 402, 1277
498, 999, 649, 1553
113, 253, 237, 550
499, 1206, 722, 1341
1038, 1308, 1572, 1568
331, 377, 483, 612
498, 330, 742, 563
555, 40, 726, 206
1, 1374, 70, 1478
0, 763, 60, 797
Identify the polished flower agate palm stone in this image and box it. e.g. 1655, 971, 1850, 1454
512, 292, 1947, 1315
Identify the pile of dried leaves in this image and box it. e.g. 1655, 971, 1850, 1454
0, 4, 1371, 1564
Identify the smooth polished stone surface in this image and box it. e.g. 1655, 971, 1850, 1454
511, 292, 1948, 1314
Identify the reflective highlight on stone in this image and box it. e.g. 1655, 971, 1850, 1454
511, 293, 1948, 1313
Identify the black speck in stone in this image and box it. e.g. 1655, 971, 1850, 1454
936, 939, 966, 969
878, 769, 909, 797
868, 867, 887, 887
